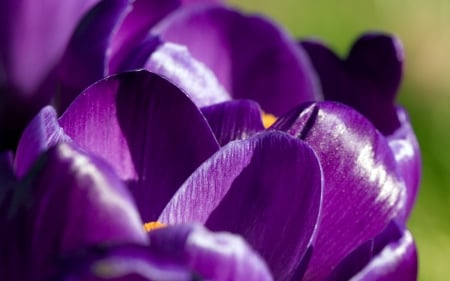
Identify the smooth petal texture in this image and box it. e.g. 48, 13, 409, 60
271, 102, 407, 281
53, 244, 196, 281
109, 0, 225, 73
329, 221, 417, 281
386, 107, 421, 219
0, 0, 98, 96
0, 152, 15, 188
0, 0, 99, 149
154, 4, 320, 116
59, 70, 219, 222
351, 223, 417, 281
109, 0, 179, 73
147, 224, 273, 281
0, 143, 146, 281
201, 100, 264, 146
56, 0, 131, 111
301, 33, 403, 135
14, 106, 72, 178
160, 132, 323, 281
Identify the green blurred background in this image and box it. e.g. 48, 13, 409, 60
230, 1, 450, 280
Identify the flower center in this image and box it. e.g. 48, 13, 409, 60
143, 221, 166, 232
261, 112, 277, 128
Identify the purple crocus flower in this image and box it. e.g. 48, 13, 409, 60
0, 0, 224, 149
0, 1, 420, 281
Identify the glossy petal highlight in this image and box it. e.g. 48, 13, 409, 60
386, 108, 421, 219
272, 102, 407, 280
14, 106, 71, 178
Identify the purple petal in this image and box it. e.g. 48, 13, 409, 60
272, 102, 407, 281
154, 4, 320, 116
54, 244, 196, 281
109, 0, 225, 73
147, 224, 273, 281
56, 0, 131, 111
0, 151, 15, 186
353, 224, 417, 280
0, 0, 99, 149
0, 0, 99, 96
109, 0, 179, 73
160, 132, 323, 280
201, 100, 264, 146
143, 42, 231, 107
301, 33, 403, 135
14, 106, 72, 178
386, 107, 421, 220
0, 143, 146, 281
328, 221, 417, 281
59, 70, 219, 222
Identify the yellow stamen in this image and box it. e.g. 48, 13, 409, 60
261, 112, 277, 128
143, 221, 166, 232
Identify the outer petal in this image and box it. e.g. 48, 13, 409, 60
109, 0, 179, 73
201, 100, 264, 146
0, 143, 146, 281
271, 102, 407, 281
154, 4, 320, 115
0, 0, 101, 149
0, 0, 99, 96
300, 33, 403, 135
386, 107, 421, 219
160, 132, 323, 281
53, 244, 196, 281
301, 35, 420, 219
110, 0, 225, 73
56, 0, 131, 111
59, 70, 219, 222
328, 221, 417, 281
351, 223, 417, 281
14, 106, 72, 178
147, 224, 273, 281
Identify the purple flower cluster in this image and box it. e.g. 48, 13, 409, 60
0, 0, 420, 280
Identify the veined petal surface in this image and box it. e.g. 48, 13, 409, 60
271, 102, 407, 280
59, 70, 219, 222
160, 132, 323, 281
201, 100, 264, 146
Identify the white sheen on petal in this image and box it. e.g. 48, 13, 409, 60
146, 43, 230, 107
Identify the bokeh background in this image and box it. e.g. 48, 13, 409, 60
229, 1, 450, 280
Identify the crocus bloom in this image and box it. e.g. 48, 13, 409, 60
1, 1, 420, 281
